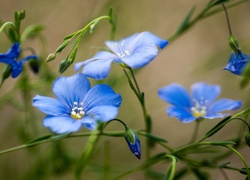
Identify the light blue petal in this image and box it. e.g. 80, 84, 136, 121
33, 95, 69, 116
158, 83, 192, 108
105, 33, 139, 54
121, 42, 159, 68
82, 59, 113, 80
80, 116, 98, 130
224, 51, 250, 75
43, 115, 82, 134
136, 31, 168, 49
74, 51, 118, 72
208, 98, 242, 114
167, 106, 196, 123
202, 113, 228, 119
191, 82, 220, 105
52, 74, 90, 108
85, 106, 119, 122
83, 84, 122, 110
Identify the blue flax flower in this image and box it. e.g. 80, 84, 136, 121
224, 50, 250, 75
158, 82, 242, 123
75, 31, 169, 80
0, 42, 38, 78
124, 128, 141, 159
33, 74, 122, 134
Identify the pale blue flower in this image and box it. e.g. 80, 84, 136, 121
33, 74, 122, 134
75, 31, 168, 80
224, 51, 250, 75
0, 43, 38, 78
158, 82, 242, 123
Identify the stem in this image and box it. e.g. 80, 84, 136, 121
75, 124, 102, 179
222, 3, 232, 35
124, 68, 152, 158
189, 119, 201, 143
224, 145, 250, 179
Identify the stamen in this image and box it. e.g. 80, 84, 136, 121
191, 98, 207, 117
71, 102, 85, 120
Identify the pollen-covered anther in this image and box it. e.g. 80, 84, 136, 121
191, 105, 207, 117
71, 102, 85, 120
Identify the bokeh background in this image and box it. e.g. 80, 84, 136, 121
0, 0, 250, 179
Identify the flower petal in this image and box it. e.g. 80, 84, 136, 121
167, 106, 196, 123
191, 82, 220, 105
105, 33, 139, 54
224, 51, 250, 75
208, 98, 242, 114
11, 62, 23, 78
52, 74, 90, 108
33, 95, 69, 116
85, 106, 119, 122
121, 42, 159, 68
43, 115, 82, 134
20, 55, 38, 63
0, 43, 20, 65
83, 84, 122, 110
202, 113, 228, 119
75, 51, 118, 80
158, 83, 192, 108
79, 117, 98, 130
135, 32, 168, 49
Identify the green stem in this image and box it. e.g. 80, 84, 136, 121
189, 119, 201, 143
125, 68, 152, 158
164, 155, 177, 180
224, 145, 250, 179
75, 124, 102, 179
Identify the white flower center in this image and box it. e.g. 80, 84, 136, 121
115, 40, 131, 58
71, 102, 85, 120
191, 98, 207, 117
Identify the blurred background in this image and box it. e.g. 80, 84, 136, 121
0, 0, 250, 179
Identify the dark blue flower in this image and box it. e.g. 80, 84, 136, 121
0, 43, 38, 78
124, 128, 141, 159
224, 50, 250, 75
74, 31, 169, 80
33, 74, 122, 134
158, 82, 242, 123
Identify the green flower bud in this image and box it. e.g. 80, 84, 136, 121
58, 59, 71, 74
245, 132, 250, 148
46, 53, 56, 62
229, 35, 241, 53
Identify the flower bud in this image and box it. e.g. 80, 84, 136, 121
229, 35, 241, 53
58, 59, 71, 74
245, 132, 250, 148
29, 58, 40, 74
124, 128, 141, 159
46, 53, 56, 62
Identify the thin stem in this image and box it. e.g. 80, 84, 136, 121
222, 3, 233, 35
189, 119, 201, 143
224, 145, 250, 179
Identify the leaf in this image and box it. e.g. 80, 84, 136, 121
25, 135, 52, 145
210, 0, 230, 6
232, 107, 250, 118
205, 116, 231, 137
176, 6, 196, 34
210, 141, 236, 146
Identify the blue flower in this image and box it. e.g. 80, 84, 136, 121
224, 50, 250, 75
0, 43, 38, 78
124, 128, 141, 159
158, 82, 242, 123
33, 74, 122, 134
74, 31, 169, 80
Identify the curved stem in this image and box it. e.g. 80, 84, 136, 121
222, 3, 233, 35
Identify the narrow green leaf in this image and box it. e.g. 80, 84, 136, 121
210, 141, 236, 146
232, 108, 250, 118
176, 6, 196, 34
50, 133, 70, 141
56, 39, 71, 53
205, 116, 231, 137
25, 135, 52, 144
211, 0, 230, 6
